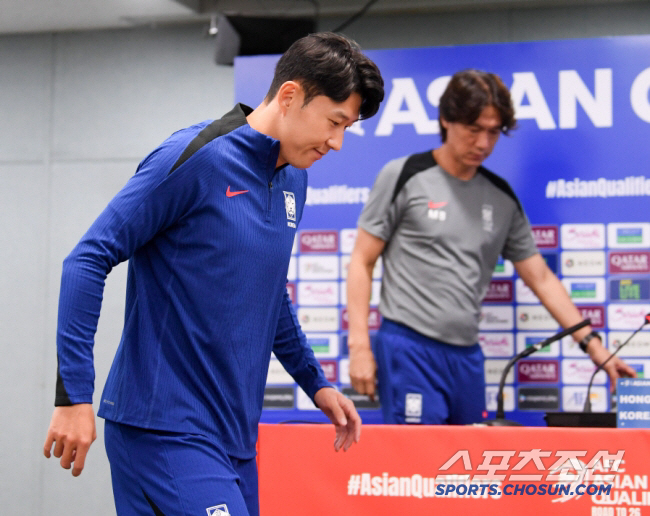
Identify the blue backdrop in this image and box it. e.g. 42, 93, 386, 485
235, 35, 650, 426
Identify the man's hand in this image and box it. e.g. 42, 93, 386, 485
43, 404, 96, 477
587, 340, 637, 391
314, 388, 361, 452
349, 345, 377, 401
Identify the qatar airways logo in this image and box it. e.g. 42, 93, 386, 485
300, 230, 339, 253
560, 224, 605, 249
609, 251, 650, 274
484, 280, 514, 302
531, 225, 559, 248
518, 360, 559, 383
318, 360, 338, 383
578, 306, 605, 328
341, 308, 381, 330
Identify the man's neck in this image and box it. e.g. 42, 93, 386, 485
433, 146, 478, 182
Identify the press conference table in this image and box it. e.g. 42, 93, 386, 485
257, 423, 649, 516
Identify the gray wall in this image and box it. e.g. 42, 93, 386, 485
2, 3, 649, 514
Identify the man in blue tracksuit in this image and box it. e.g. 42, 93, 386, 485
43, 32, 384, 515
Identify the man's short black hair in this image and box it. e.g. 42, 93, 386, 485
265, 32, 384, 120
438, 69, 516, 142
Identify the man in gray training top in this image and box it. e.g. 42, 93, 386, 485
346, 69, 635, 425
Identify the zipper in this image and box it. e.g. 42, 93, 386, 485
266, 181, 273, 222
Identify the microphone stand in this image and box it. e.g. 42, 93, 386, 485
483, 319, 591, 426
583, 315, 650, 412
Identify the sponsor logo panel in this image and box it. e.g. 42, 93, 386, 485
485, 385, 515, 412
478, 332, 514, 357
517, 387, 560, 411
517, 359, 560, 383
516, 305, 559, 330
531, 225, 559, 248
484, 359, 515, 384
608, 331, 650, 357
609, 251, 650, 274
299, 230, 339, 253
483, 279, 513, 303
562, 358, 607, 385
297, 255, 339, 280
609, 278, 650, 301
607, 303, 650, 329
266, 359, 294, 385
515, 278, 539, 304
578, 306, 606, 328
560, 250, 606, 276
516, 332, 560, 357
478, 306, 514, 330
561, 331, 608, 357
607, 222, 650, 248
263, 387, 295, 409
562, 386, 608, 412
339, 358, 350, 384
318, 359, 338, 383
342, 387, 381, 410
625, 360, 650, 378
304, 333, 339, 357
561, 277, 606, 303
341, 307, 381, 331
298, 308, 339, 332
340, 228, 357, 254
298, 281, 339, 306
560, 223, 605, 249
492, 258, 514, 278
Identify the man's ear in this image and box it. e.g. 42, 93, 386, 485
440, 117, 449, 130
276, 81, 301, 114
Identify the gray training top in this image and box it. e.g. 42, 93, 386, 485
358, 150, 538, 346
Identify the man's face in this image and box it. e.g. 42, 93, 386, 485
441, 105, 502, 169
277, 87, 361, 169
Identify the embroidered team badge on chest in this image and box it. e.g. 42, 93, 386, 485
482, 204, 494, 232
427, 200, 448, 221
284, 191, 297, 228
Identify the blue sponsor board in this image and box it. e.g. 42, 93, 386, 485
617, 378, 650, 428
609, 278, 650, 301
236, 35, 650, 427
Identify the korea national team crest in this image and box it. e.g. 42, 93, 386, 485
283, 191, 296, 228
206, 504, 230, 516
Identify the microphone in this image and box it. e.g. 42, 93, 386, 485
484, 318, 591, 426
582, 313, 650, 413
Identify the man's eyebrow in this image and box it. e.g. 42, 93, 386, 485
332, 109, 354, 121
